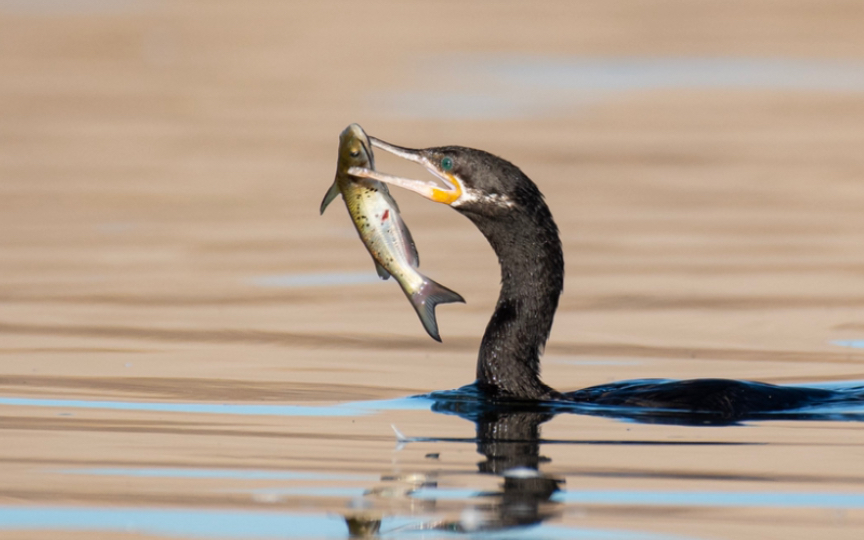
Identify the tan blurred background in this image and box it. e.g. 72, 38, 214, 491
2, 0, 863, 389
2, 2, 864, 538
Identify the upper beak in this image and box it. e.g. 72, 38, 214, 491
347, 137, 462, 205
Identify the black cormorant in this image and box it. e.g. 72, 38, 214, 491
350, 137, 845, 420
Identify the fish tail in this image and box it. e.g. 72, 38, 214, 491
410, 278, 465, 342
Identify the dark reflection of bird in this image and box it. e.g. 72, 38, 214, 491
436, 409, 563, 533
351, 137, 856, 422
387, 408, 563, 534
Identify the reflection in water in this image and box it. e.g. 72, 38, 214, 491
340, 385, 864, 536
20, 389, 864, 538
344, 512, 381, 537
4, 373, 864, 535
344, 406, 564, 536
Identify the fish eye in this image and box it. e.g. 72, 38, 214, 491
441, 157, 454, 171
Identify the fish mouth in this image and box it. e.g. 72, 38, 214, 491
347, 137, 462, 205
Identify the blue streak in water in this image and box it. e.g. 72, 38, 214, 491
832, 340, 864, 349
0, 507, 345, 539
0, 506, 693, 540
0, 396, 432, 417
0, 397, 363, 417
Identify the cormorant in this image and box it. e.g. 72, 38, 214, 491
349, 137, 846, 420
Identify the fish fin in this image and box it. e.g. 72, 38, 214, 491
319, 180, 341, 215
410, 278, 465, 342
381, 187, 420, 268
396, 213, 420, 268
374, 261, 391, 280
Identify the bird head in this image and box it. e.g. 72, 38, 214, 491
349, 138, 531, 217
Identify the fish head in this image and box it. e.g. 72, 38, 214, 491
338, 123, 375, 171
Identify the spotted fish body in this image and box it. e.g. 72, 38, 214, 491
320, 124, 463, 341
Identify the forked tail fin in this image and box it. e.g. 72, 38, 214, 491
409, 278, 465, 342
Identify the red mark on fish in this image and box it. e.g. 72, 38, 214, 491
382, 209, 390, 222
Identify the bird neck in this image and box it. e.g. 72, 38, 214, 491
465, 204, 564, 400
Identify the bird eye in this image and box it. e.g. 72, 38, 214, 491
349, 149, 361, 157
441, 157, 454, 171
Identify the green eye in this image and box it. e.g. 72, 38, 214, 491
441, 157, 454, 171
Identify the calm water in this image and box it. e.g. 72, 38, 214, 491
3, 385, 864, 537
4, 2, 864, 539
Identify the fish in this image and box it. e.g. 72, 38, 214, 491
320, 123, 464, 341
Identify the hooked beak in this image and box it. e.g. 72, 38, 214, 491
347, 137, 462, 205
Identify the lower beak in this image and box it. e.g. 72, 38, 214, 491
347, 138, 462, 205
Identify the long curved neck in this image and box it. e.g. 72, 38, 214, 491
466, 201, 564, 400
